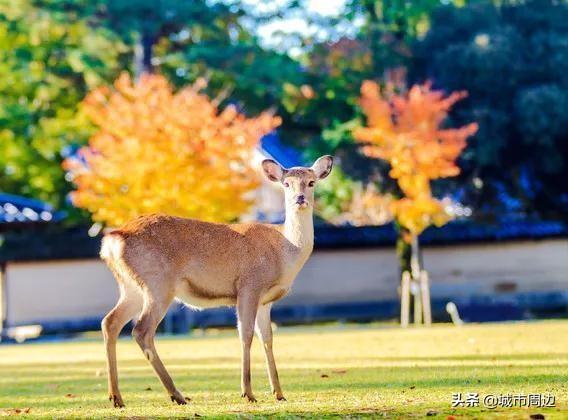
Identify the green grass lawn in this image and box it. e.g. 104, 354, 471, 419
0, 321, 567, 418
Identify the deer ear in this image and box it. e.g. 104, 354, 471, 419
312, 155, 334, 180
262, 159, 285, 182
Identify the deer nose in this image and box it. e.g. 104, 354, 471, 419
295, 194, 306, 204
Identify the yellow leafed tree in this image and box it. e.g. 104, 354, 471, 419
353, 80, 478, 325
354, 80, 478, 235
63, 73, 280, 227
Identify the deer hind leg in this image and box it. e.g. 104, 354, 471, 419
237, 289, 261, 402
255, 303, 285, 401
132, 291, 188, 405
102, 281, 143, 408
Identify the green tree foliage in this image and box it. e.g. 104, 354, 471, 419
299, 0, 467, 125
0, 0, 126, 211
315, 167, 359, 222
31, 1, 306, 118
413, 0, 568, 219
157, 28, 304, 120
315, 166, 394, 226
295, 1, 469, 181
345, 0, 456, 73
0, 0, 302, 219
86, 0, 305, 123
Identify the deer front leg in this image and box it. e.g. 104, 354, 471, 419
237, 289, 261, 402
255, 303, 285, 401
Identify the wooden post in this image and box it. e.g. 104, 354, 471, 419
400, 271, 411, 327
420, 270, 432, 326
409, 235, 423, 325
413, 278, 423, 325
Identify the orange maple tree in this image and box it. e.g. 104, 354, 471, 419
63, 73, 280, 226
354, 80, 478, 235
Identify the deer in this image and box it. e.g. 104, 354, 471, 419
100, 155, 334, 408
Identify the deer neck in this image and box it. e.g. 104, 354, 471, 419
283, 207, 314, 255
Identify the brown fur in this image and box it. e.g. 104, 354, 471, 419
100, 156, 333, 407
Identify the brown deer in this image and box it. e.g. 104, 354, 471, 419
100, 155, 333, 407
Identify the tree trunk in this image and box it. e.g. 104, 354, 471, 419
410, 233, 421, 279
396, 225, 412, 280
364, 0, 384, 77
134, 30, 155, 78
410, 233, 422, 324
365, 0, 410, 75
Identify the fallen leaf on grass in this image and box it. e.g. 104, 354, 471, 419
144, 387, 152, 391
1, 408, 30, 416
409, 385, 416, 390
65, 393, 76, 398
320, 374, 329, 378
529, 415, 545, 420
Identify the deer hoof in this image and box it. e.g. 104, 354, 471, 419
170, 392, 189, 405
109, 394, 125, 408
275, 394, 287, 401
241, 393, 257, 403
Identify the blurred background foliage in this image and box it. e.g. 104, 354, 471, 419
314, 166, 393, 226
0, 0, 566, 226
0, 0, 127, 219
413, 0, 568, 220
63, 73, 279, 227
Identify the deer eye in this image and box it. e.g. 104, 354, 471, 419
283, 181, 290, 188
308, 180, 315, 187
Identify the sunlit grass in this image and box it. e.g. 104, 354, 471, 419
0, 321, 567, 418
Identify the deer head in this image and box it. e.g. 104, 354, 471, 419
261, 155, 334, 213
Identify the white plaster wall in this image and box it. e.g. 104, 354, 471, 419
281, 248, 399, 305
3, 239, 567, 325
5, 260, 117, 325
423, 239, 568, 297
